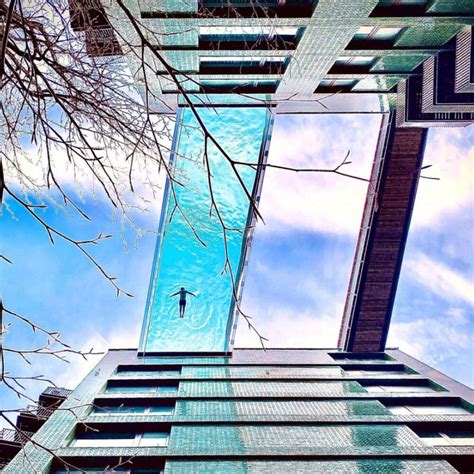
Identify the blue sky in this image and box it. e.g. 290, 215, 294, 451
1, 114, 472, 419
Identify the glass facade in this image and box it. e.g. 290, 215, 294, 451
140, 107, 273, 353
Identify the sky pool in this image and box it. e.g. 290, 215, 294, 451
139, 107, 273, 353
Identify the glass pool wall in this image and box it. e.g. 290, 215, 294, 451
140, 107, 273, 353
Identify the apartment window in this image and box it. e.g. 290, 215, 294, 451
365, 385, 434, 393
71, 432, 169, 448
315, 79, 358, 93
105, 383, 179, 394
200, 79, 278, 93
198, 1, 314, 18
345, 369, 407, 377
200, 55, 288, 74
329, 352, 393, 362
92, 404, 175, 415
201, 55, 284, 63
335, 56, 377, 67
199, 26, 303, 50
388, 405, 470, 415
116, 369, 181, 377
418, 431, 474, 446
200, 26, 300, 38
55, 469, 163, 474
353, 26, 403, 42
378, 0, 428, 5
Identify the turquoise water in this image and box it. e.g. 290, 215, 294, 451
140, 107, 272, 353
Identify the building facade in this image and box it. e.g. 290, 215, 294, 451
4, 348, 474, 473
71, 0, 474, 121
0, 387, 72, 469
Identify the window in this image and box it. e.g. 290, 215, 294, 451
199, 26, 300, 37
365, 385, 434, 393
199, 56, 288, 74
388, 405, 470, 415
378, 0, 428, 5
353, 26, 403, 42
71, 432, 169, 448
92, 404, 175, 416
329, 352, 393, 362
54, 469, 164, 474
334, 56, 377, 68
316, 79, 358, 93
116, 369, 180, 377
200, 55, 285, 63
345, 369, 407, 377
200, 80, 278, 93
418, 431, 474, 446
105, 383, 179, 394
199, 26, 303, 50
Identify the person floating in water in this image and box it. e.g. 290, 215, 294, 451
170, 287, 196, 318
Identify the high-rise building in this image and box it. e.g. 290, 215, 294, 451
71, 0, 474, 123
4, 348, 474, 473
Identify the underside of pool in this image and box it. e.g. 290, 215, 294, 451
139, 107, 273, 353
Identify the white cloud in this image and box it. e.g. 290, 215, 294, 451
53, 315, 143, 391
234, 307, 341, 349
404, 252, 474, 306
412, 126, 474, 228
388, 313, 473, 372
256, 114, 381, 236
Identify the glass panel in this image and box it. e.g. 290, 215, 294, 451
335, 56, 376, 67
106, 384, 178, 393
365, 385, 434, 393
140, 108, 273, 353
54, 469, 163, 474
445, 438, 474, 446
375, 27, 402, 40
201, 56, 285, 63
419, 436, 452, 446
199, 26, 299, 36
353, 26, 402, 41
139, 432, 169, 447
158, 385, 179, 393
106, 386, 155, 393
92, 406, 146, 414
72, 433, 136, 448
387, 406, 411, 415
447, 431, 474, 438
345, 370, 406, 376
150, 405, 175, 415
117, 370, 181, 377
410, 405, 470, 415
320, 79, 356, 87
378, 0, 428, 5
357, 26, 375, 35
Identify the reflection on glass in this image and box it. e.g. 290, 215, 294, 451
365, 385, 434, 393
92, 405, 175, 415
71, 432, 169, 448
419, 431, 474, 446
388, 405, 470, 415
117, 370, 181, 377
106, 384, 178, 394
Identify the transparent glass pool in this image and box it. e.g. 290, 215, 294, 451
140, 107, 273, 353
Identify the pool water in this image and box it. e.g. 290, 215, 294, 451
140, 107, 273, 353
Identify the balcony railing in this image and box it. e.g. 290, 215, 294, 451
18, 405, 54, 419
41, 386, 73, 399
0, 428, 33, 444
